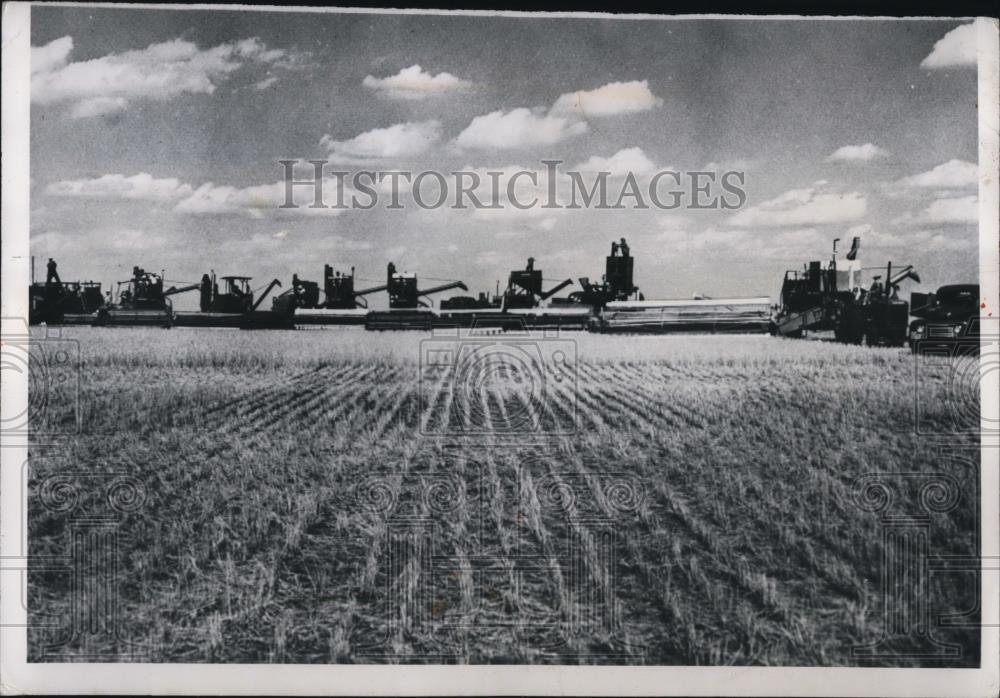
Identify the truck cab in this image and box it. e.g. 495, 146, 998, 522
908, 284, 979, 353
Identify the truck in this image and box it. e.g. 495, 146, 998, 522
908, 284, 980, 353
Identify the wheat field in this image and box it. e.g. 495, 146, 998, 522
26, 327, 980, 665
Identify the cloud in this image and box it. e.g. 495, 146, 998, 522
826, 143, 890, 162
252, 76, 278, 91
727, 186, 867, 227
894, 159, 977, 190
321, 120, 442, 162
550, 80, 663, 118
31, 36, 73, 75
362, 64, 472, 100
235, 232, 371, 254
453, 108, 587, 150
573, 147, 658, 177
174, 178, 351, 218
657, 226, 746, 252
921, 23, 977, 69
45, 171, 346, 218
892, 195, 978, 227
844, 223, 908, 248
856, 223, 975, 252
31, 36, 307, 118
920, 232, 976, 251
656, 225, 847, 262
45, 173, 194, 202
847, 223, 973, 252
453, 79, 659, 150
32, 228, 168, 256
70, 97, 128, 118
111, 229, 168, 250
174, 181, 286, 218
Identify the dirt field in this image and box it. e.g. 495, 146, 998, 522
26, 327, 980, 665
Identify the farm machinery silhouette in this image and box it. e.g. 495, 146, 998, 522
770, 237, 920, 346
31, 263, 286, 329
30, 233, 968, 342
29, 257, 105, 325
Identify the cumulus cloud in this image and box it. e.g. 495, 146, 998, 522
31, 35, 307, 118
362, 64, 472, 100
252, 76, 278, 91
921, 23, 977, 69
892, 195, 978, 227
550, 80, 663, 118
826, 143, 890, 162
45, 173, 194, 202
175, 176, 354, 218
453, 108, 588, 150
44, 171, 346, 218
31, 36, 74, 75
919, 232, 977, 251
32, 228, 168, 257
894, 159, 977, 190
848, 222, 973, 251
321, 120, 442, 162
727, 186, 867, 227
70, 97, 129, 118
453, 79, 660, 150
174, 181, 288, 218
573, 147, 658, 177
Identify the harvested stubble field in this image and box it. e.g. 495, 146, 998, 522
27, 327, 980, 665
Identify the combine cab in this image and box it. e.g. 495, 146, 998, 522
173, 273, 282, 327
772, 237, 917, 346
200, 274, 255, 313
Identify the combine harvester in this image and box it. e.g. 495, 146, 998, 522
439, 257, 588, 330
584, 239, 771, 334
94, 266, 200, 328
290, 265, 388, 326
771, 236, 919, 346
365, 263, 468, 330
29, 257, 105, 325
173, 273, 283, 328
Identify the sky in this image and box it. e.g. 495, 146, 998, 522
29, 7, 981, 310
